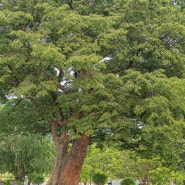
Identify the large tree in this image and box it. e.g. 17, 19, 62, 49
0, 0, 185, 185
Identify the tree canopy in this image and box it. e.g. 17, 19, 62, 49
0, 134, 55, 183
0, 0, 185, 185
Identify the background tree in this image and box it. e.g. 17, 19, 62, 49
0, 134, 55, 184
81, 143, 185, 185
0, 0, 185, 185
80, 144, 127, 183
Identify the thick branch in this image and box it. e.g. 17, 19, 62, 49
59, 131, 70, 146
51, 119, 71, 144
51, 121, 69, 148
50, 91, 65, 122
51, 121, 59, 147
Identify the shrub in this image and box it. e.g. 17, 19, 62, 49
4, 180, 10, 185
28, 173, 44, 185
92, 171, 108, 185
121, 177, 135, 185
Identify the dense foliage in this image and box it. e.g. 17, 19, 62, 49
28, 173, 45, 185
0, 0, 185, 184
92, 171, 108, 185
81, 144, 185, 184
0, 134, 55, 183
121, 177, 135, 185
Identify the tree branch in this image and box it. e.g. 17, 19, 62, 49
50, 91, 65, 122
51, 121, 59, 147
107, 68, 122, 74
58, 84, 67, 93
68, 0, 74, 10
7, 64, 20, 85
23, 0, 37, 31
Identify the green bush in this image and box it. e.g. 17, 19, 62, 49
92, 171, 108, 185
4, 180, 11, 185
121, 177, 135, 185
28, 173, 44, 185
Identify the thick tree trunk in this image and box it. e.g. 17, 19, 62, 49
58, 134, 89, 185
47, 122, 89, 185
46, 143, 66, 185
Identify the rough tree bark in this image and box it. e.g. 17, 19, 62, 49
46, 122, 89, 185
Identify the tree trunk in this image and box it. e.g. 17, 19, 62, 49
58, 134, 89, 185
46, 143, 66, 185
170, 179, 175, 185
47, 123, 89, 185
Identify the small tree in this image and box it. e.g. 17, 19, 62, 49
92, 171, 108, 185
121, 177, 135, 185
